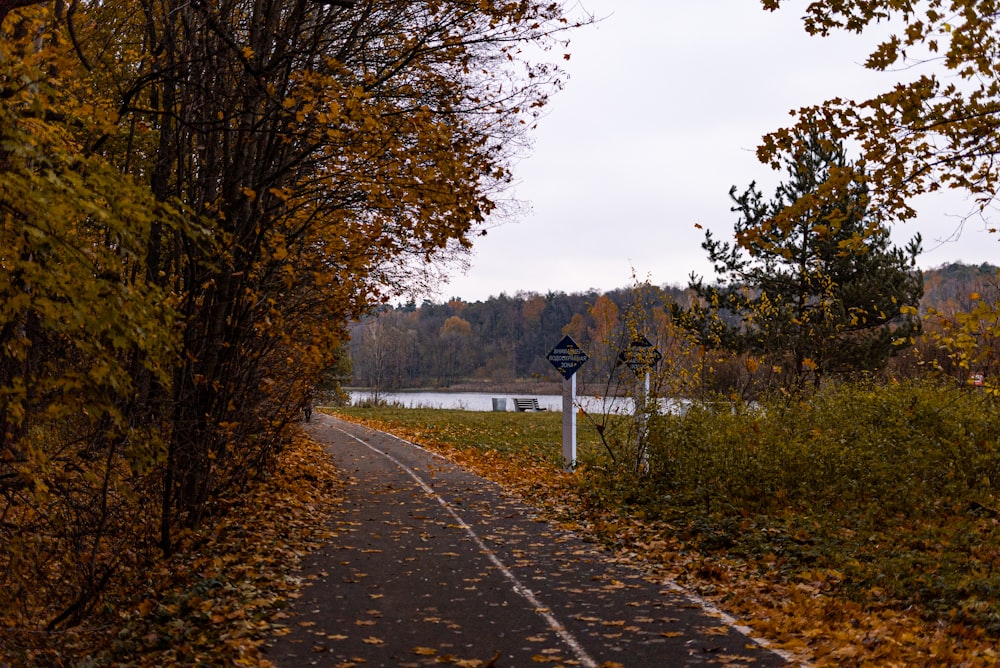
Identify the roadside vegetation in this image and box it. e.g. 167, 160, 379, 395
6, 0, 1000, 665
0, 1, 581, 661
0, 433, 344, 666
336, 382, 1000, 665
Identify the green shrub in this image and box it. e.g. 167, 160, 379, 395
639, 380, 1000, 518
584, 379, 1000, 630
335, 386, 1000, 633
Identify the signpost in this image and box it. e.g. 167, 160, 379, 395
618, 336, 662, 470
618, 335, 662, 395
618, 335, 663, 376
546, 335, 588, 470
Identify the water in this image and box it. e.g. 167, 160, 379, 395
348, 391, 563, 412
345, 390, 647, 413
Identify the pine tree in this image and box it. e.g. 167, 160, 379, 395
677, 129, 923, 388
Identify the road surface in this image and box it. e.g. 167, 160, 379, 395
265, 414, 792, 667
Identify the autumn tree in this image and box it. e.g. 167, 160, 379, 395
353, 311, 416, 400
437, 315, 474, 385
676, 130, 923, 388
924, 270, 1000, 386
45, 0, 584, 542
759, 1, 1000, 216
0, 6, 584, 627
756, 1, 1000, 389
0, 3, 204, 630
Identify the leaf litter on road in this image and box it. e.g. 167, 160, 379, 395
338, 410, 1000, 667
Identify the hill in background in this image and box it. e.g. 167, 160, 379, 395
346, 262, 998, 392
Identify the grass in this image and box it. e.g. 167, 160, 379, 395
333, 379, 1000, 666
634, 381, 1000, 637
332, 406, 608, 464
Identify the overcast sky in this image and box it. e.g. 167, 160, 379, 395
438, 0, 999, 303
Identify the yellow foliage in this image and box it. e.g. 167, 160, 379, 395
762, 1, 1000, 226
1, 0, 588, 648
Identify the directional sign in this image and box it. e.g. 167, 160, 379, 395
547, 335, 588, 470
546, 335, 589, 380
618, 335, 662, 375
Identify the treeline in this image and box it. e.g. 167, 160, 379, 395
348, 262, 1000, 395
349, 285, 686, 392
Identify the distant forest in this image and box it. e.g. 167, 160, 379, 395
346, 262, 999, 393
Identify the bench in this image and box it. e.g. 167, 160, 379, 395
513, 397, 545, 412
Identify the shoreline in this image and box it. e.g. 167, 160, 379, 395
344, 381, 565, 396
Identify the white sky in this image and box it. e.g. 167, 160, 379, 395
439, 0, 1000, 303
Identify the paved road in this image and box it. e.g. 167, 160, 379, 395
264, 414, 792, 667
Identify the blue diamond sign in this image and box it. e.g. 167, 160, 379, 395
546, 335, 588, 380
618, 335, 662, 375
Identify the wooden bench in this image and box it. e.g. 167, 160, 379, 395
513, 397, 545, 412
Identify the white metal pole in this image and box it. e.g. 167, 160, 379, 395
562, 374, 576, 470
639, 370, 650, 471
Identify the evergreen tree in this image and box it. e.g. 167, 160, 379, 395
676, 129, 923, 387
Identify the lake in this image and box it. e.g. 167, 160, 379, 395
345, 390, 653, 413
348, 391, 563, 412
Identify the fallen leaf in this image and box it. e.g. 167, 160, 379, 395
701, 625, 731, 636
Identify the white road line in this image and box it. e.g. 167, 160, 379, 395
331, 422, 600, 668
657, 580, 801, 664
323, 417, 802, 667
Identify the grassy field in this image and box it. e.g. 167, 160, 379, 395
330, 406, 605, 461
332, 380, 1000, 666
